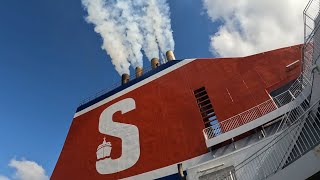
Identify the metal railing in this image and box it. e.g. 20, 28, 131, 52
203, 1, 320, 179
203, 98, 282, 140
203, 98, 278, 140
303, 0, 320, 80
203, 74, 311, 140
229, 98, 320, 180
224, 1, 320, 179
206, 97, 320, 180
78, 60, 168, 106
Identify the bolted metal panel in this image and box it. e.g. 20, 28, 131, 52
121, 73, 130, 85
166, 50, 176, 61
151, 58, 160, 69
135, 67, 143, 78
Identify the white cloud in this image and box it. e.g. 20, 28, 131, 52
0, 175, 10, 180
0, 159, 48, 180
203, 0, 309, 57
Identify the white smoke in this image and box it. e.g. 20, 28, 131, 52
82, 0, 174, 75
142, 0, 175, 59
203, 0, 308, 57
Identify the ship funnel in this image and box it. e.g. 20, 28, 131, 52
121, 73, 130, 85
151, 58, 160, 69
135, 67, 143, 78
166, 50, 176, 61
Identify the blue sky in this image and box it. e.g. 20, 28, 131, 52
0, 0, 307, 179
0, 0, 217, 178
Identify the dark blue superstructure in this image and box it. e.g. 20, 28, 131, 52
76, 60, 181, 112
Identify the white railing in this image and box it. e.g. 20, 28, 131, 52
303, 0, 320, 81
227, 1, 320, 179
206, 97, 320, 180
201, 1, 320, 179
234, 99, 319, 180
203, 99, 277, 140
203, 74, 311, 140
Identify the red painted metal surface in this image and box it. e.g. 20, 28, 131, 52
51, 45, 302, 179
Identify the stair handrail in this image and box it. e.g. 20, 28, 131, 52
233, 97, 320, 179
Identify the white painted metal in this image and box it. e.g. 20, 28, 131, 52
196, 2, 320, 180
187, 135, 277, 180
286, 60, 300, 68
232, 99, 314, 180
203, 74, 311, 142
267, 144, 320, 180
193, 97, 320, 180
204, 100, 298, 148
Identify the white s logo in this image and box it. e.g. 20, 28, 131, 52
96, 98, 140, 174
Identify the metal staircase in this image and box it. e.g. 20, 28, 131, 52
210, 97, 320, 180
210, 0, 320, 179
282, 109, 320, 168
190, 1, 320, 179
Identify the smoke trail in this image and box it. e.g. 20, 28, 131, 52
116, 0, 144, 69
149, 0, 174, 55
82, 0, 143, 75
141, 0, 175, 60
81, 0, 175, 75
82, 0, 130, 75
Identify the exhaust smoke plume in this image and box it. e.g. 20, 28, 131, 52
82, 0, 175, 75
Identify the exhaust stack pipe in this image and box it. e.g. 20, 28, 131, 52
121, 73, 130, 85
135, 67, 143, 78
166, 50, 176, 61
151, 58, 160, 69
